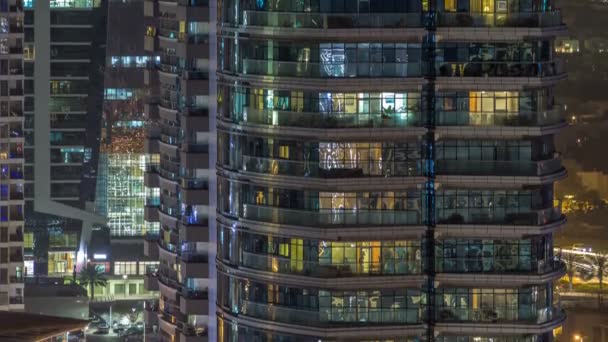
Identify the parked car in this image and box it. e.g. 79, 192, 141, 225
96, 323, 110, 334
67, 330, 85, 342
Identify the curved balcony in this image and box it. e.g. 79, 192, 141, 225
219, 310, 425, 340
436, 109, 563, 128
232, 108, 422, 130
238, 204, 422, 227
219, 259, 425, 290
240, 251, 421, 278
435, 207, 566, 238
239, 155, 422, 179
435, 258, 566, 286
437, 11, 563, 28
239, 11, 423, 29
436, 60, 563, 78
434, 306, 565, 335
435, 159, 564, 178
240, 59, 423, 79
237, 300, 421, 328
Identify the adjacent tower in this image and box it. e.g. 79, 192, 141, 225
216, 1, 567, 341
0, 0, 24, 311
143, 0, 214, 339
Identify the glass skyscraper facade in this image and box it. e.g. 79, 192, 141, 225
216, 0, 567, 341
23, 0, 106, 276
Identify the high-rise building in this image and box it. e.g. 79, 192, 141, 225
22, 0, 107, 277
142, 0, 214, 340
0, 0, 24, 311
96, 0, 158, 238
215, 1, 568, 341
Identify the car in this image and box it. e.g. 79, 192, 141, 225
96, 323, 110, 334
67, 330, 85, 342
572, 244, 593, 253
114, 322, 129, 334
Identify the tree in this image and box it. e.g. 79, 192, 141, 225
78, 264, 108, 299
563, 252, 581, 292
584, 252, 608, 308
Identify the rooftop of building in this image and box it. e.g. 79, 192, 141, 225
0, 311, 88, 342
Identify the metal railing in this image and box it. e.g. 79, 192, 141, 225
241, 59, 423, 78
436, 60, 564, 78
435, 159, 563, 177
241, 155, 422, 178
240, 251, 422, 277
240, 204, 422, 226
240, 300, 421, 326
436, 305, 562, 324
240, 11, 423, 29
237, 108, 422, 129
435, 109, 563, 127
437, 11, 562, 28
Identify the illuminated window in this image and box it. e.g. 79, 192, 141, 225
114, 261, 137, 275
445, 0, 457, 11
23, 233, 33, 249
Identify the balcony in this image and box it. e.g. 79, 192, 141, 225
180, 147, 209, 170
240, 155, 422, 179
239, 204, 422, 227
144, 233, 159, 259
436, 206, 563, 227
144, 302, 159, 327
435, 109, 563, 128
233, 108, 422, 130
9, 252, 22, 262
239, 300, 420, 327
179, 220, 208, 243
240, 251, 422, 278
435, 158, 563, 177
434, 306, 564, 330
179, 289, 208, 315
144, 205, 160, 223
240, 59, 423, 79
144, 168, 160, 188
238, 11, 423, 29
436, 11, 563, 28
144, 272, 159, 292
9, 230, 22, 242
435, 258, 566, 286
179, 256, 208, 279
181, 182, 209, 206
9, 295, 23, 305
9, 275, 23, 284
436, 60, 564, 78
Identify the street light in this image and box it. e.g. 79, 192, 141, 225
574, 334, 585, 342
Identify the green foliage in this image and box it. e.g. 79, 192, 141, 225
78, 264, 108, 299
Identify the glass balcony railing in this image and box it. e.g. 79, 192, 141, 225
241, 155, 422, 178
240, 11, 423, 29
435, 306, 562, 324
240, 204, 422, 226
235, 108, 422, 129
436, 60, 564, 78
435, 159, 563, 177
239, 300, 421, 326
240, 251, 422, 277
437, 11, 562, 28
240, 59, 423, 78
435, 257, 564, 274
437, 206, 562, 226
232, 10, 563, 30
436, 109, 563, 127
